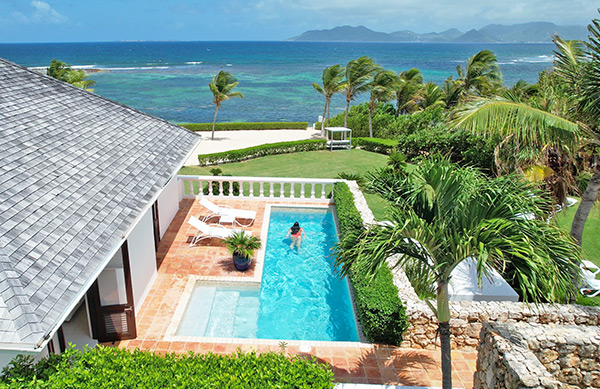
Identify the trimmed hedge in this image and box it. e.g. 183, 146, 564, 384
333, 182, 408, 345
1, 347, 334, 388
197, 139, 326, 165
180, 122, 309, 131
352, 137, 398, 155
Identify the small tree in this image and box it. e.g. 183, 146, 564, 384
208, 71, 243, 140
47, 59, 96, 90
335, 157, 581, 389
343, 56, 380, 127
313, 65, 345, 135
367, 70, 396, 137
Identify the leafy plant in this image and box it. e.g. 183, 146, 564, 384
352, 137, 398, 154
337, 171, 364, 186
223, 231, 261, 258
197, 139, 326, 166
332, 182, 408, 345
1, 347, 334, 388
180, 122, 309, 131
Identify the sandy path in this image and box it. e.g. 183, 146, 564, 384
184, 127, 323, 166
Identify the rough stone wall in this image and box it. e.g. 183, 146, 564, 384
346, 181, 600, 351
391, 265, 600, 350
476, 322, 600, 389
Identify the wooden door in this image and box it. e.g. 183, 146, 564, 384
87, 241, 136, 342
151, 200, 160, 252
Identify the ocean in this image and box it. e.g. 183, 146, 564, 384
0, 41, 555, 123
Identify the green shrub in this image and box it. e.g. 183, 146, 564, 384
397, 127, 496, 173
352, 137, 398, 155
1, 347, 334, 388
180, 122, 309, 131
332, 182, 408, 345
197, 139, 327, 166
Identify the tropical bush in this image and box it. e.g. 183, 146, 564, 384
396, 127, 497, 173
180, 122, 308, 131
1, 347, 334, 388
197, 139, 327, 165
332, 182, 408, 345
352, 137, 398, 155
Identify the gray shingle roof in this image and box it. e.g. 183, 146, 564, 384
0, 58, 201, 348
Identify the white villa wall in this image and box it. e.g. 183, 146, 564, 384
0, 350, 38, 368
127, 208, 157, 314
158, 175, 179, 238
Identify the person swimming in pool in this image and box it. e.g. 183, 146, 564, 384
286, 221, 306, 249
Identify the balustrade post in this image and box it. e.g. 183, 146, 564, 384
300, 182, 305, 198
218, 181, 224, 197
229, 181, 235, 197
269, 182, 274, 198
259, 181, 264, 198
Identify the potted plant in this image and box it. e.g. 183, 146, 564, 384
223, 231, 261, 271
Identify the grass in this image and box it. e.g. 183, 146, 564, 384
181, 149, 390, 219
553, 202, 600, 265
554, 201, 600, 305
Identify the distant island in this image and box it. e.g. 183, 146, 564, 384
288, 22, 588, 43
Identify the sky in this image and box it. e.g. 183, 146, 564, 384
0, 0, 597, 43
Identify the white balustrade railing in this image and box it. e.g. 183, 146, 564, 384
178, 175, 341, 201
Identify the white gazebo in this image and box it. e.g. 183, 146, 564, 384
324, 127, 352, 151
449, 257, 519, 302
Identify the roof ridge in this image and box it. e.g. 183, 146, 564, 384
0, 57, 200, 138
0, 244, 44, 344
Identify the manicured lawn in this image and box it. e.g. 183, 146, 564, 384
554, 201, 600, 306
553, 201, 600, 265
181, 149, 390, 219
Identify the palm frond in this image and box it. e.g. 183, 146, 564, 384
450, 97, 580, 149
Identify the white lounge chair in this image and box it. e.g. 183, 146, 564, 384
199, 197, 256, 227
580, 265, 600, 297
580, 277, 600, 297
188, 216, 251, 246
581, 260, 600, 277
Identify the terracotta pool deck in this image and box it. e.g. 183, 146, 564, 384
113, 198, 476, 388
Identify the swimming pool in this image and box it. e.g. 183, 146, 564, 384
176, 206, 359, 342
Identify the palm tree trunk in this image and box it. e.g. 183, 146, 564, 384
326, 100, 331, 127
344, 99, 351, 128
437, 281, 452, 389
368, 105, 374, 138
211, 104, 220, 140
321, 99, 328, 136
395, 95, 401, 117
571, 167, 600, 245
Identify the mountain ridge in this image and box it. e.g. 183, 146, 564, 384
288, 22, 588, 43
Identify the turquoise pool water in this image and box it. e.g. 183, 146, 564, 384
176, 206, 359, 342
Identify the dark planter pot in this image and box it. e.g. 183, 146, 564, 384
233, 254, 252, 271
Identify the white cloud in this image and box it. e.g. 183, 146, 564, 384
10, 1, 67, 24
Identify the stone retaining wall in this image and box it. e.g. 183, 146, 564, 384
347, 180, 600, 351
476, 322, 600, 388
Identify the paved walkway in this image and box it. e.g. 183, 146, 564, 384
111, 199, 476, 388
184, 127, 323, 166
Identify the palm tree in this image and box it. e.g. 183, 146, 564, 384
335, 157, 581, 389
312, 65, 345, 135
456, 49, 503, 99
208, 71, 244, 140
47, 59, 96, 91
393, 68, 423, 116
367, 70, 396, 137
343, 56, 381, 127
451, 15, 600, 246
417, 82, 446, 110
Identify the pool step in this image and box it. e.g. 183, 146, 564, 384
204, 290, 240, 338
176, 286, 216, 337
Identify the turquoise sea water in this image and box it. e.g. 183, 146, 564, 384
0, 41, 554, 123
176, 206, 359, 342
